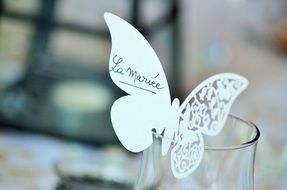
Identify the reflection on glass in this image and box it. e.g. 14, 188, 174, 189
50, 80, 114, 114
49, 29, 110, 68
3, 0, 40, 15
0, 18, 33, 63
55, 0, 130, 29
140, 0, 171, 27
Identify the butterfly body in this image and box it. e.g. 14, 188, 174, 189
104, 12, 248, 178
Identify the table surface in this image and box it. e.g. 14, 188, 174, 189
0, 130, 140, 190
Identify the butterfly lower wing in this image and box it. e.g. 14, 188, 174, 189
111, 95, 156, 152
171, 127, 204, 178
170, 73, 248, 178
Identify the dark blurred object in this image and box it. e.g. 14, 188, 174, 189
54, 146, 139, 190
55, 164, 133, 190
56, 179, 129, 190
0, 0, 181, 144
273, 19, 287, 52
270, 0, 287, 52
241, 0, 287, 54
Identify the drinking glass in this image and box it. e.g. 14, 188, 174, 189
134, 115, 260, 190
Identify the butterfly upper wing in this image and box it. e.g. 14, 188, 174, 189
180, 73, 248, 135
104, 13, 172, 152
104, 13, 170, 100
171, 73, 248, 178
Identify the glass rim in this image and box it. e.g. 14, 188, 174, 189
153, 114, 260, 151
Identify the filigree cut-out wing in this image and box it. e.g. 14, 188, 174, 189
171, 73, 248, 178
104, 13, 174, 152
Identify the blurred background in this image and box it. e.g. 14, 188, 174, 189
0, 0, 286, 189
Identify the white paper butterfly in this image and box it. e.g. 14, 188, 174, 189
104, 12, 248, 178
